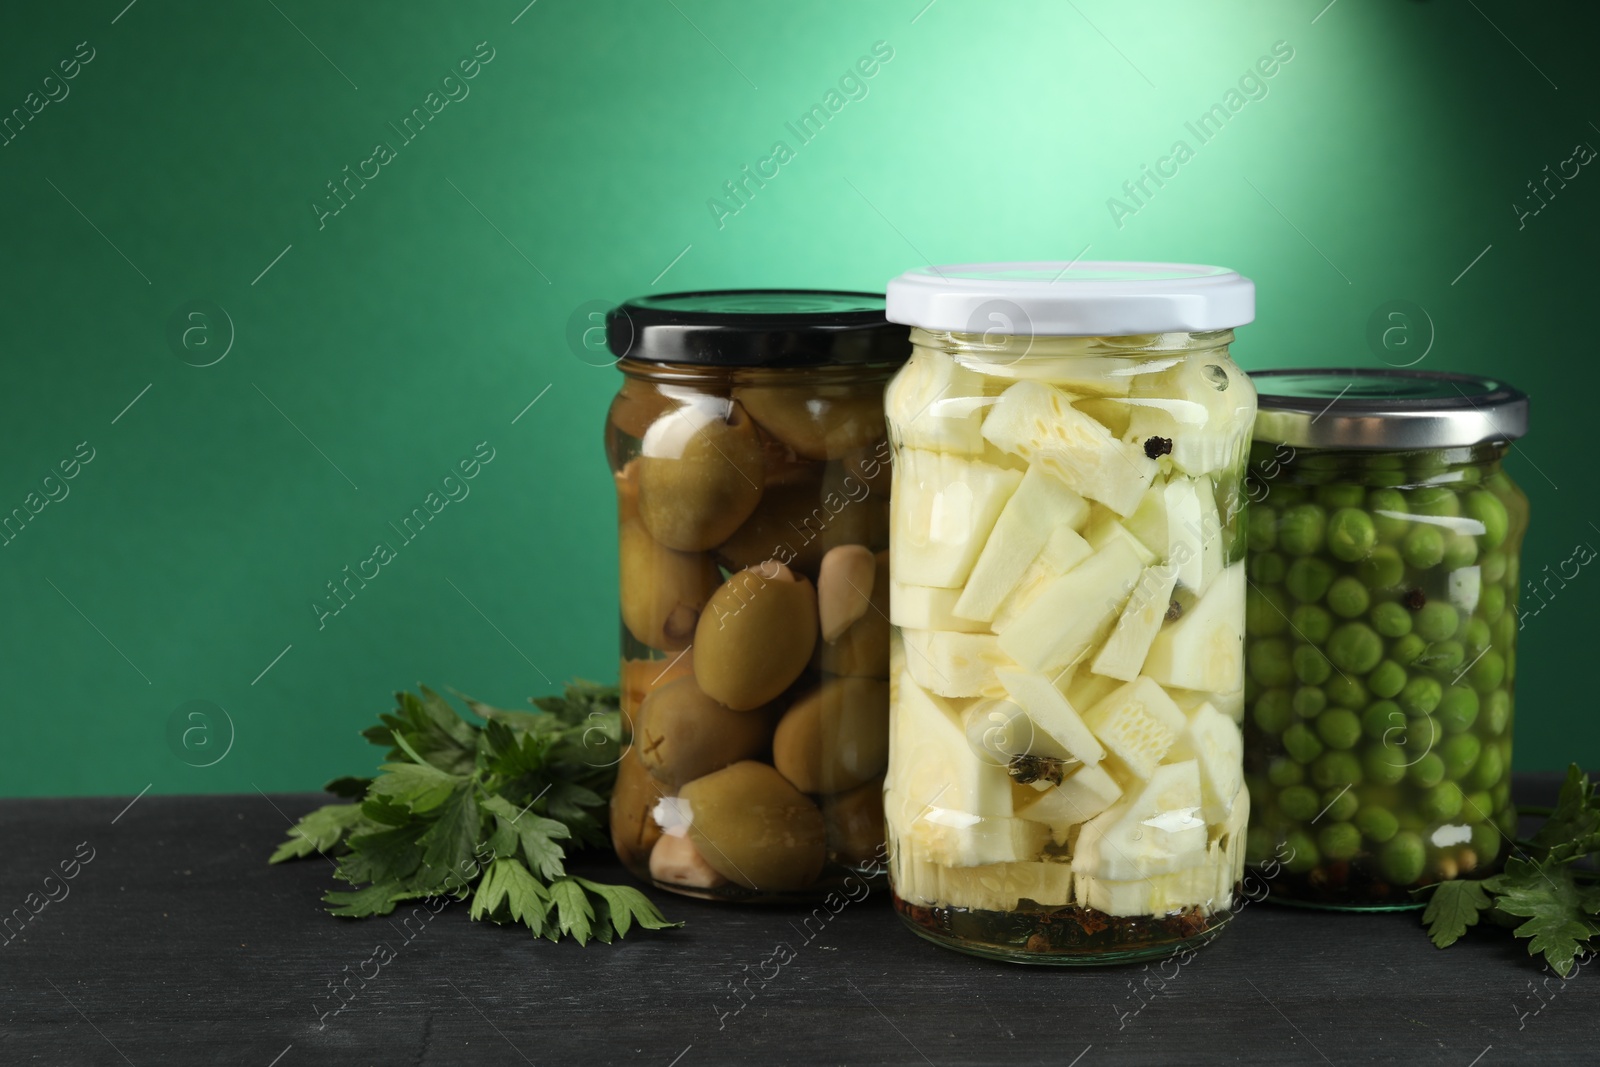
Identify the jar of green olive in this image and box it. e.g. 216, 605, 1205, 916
1242, 369, 1529, 909
603, 291, 908, 902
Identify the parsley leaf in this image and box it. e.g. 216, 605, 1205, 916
1528, 766, 1600, 863
1422, 879, 1491, 948
1484, 858, 1600, 978
269, 680, 680, 945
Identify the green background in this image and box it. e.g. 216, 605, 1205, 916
2, 0, 1594, 798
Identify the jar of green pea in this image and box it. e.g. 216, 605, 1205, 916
1241, 369, 1529, 909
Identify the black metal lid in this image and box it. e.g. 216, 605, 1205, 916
1251, 368, 1529, 450
606, 290, 909, 367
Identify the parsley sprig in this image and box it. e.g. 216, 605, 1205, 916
269, 681, 679, 945
1422, 764, 1600, 976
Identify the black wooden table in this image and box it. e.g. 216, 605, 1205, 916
1, 775, 1592, 1066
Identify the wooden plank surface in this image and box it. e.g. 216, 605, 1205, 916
0, 776, 1592, 1066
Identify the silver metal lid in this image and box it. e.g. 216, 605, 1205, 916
1251, 368, 1528, 450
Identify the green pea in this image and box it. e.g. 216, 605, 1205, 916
1316, 484, 1366, 509
1368, 488, 1411, 543
1252, 689, 1294, 734
1268, 756, 1305, 787
1249, 638, 1294, 687
1371, 601, 1412, 638
1492, 612, 1517, 653
1468, 743, 1505, 790
1285, 557, 1337, 603
1443, 533, 1479, 570
1250, 550, 1287, 585
1323, 787, 1360, 823
1357, 545, 1406, 590
1415, 601, 1460, 642
1315, 707, 1363, 750
1480, 584, 1506, 623
1279, 504, 1328, 556
1468, 650, 1506, 693
1370, 469, 1408, 488
1399, 675, 1443, 716
1248, 504, 1278, 552
1272, 485, 1309, 508
1422, 640, 1465, 674
1327, 623, 1384, 673
1442, 733, 1482, 779
1402, 525, 1446, 569
1462, 617, 1491, 652
1491, 780, 1512, 809
1283, 722, 1324, 764
1407, 452, 1450, 484
1363, 745, 1408, 786
1380, 831, 1427, 885
1480, 551, 1508, 584
1366, 659, 1407, 699
1505, 552, 1520, 589
1292, 645, 1333, 686
1327, 673, 1369, 709
1471, 823, 1502, 865
1408, 751, 1446, 788
1465, 490, 1509, 550
1291, 604, 1333, 644
1293, 685, 1327, 718
1311, 750, 1363, 789
1327, 576, 1371, 618
1496, 804, 1517, 838
1420, 781, 1464, 822
1319, 822, 1363, 860
1247, 585, 1292, 637
1462, 790, 1494, 823
1245, 826, 1273, 865
1356, 806, 1399, 843
1282, 830, 1320, 873
1278, 784, 1320, 821
1410, 486, 1461, 518
1362, 700, 1404, 742
1390, 632, 1427, 666
1437, 686, 1480, 733
1327, 507, 1377, 562
1483, 690, 1511, 735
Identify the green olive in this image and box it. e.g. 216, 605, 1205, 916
824, 774, 886, 866
773, 677, 890, 793
680, 760, 827, 890
735, 384, 888, 460
618, 520, 721, 651
820, 549, 890, 679
610, 752, 668, 870
635, 676, 775, 788
694, 563, 819, 709
637, 399, 765, 550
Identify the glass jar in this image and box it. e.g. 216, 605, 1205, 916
603, 290, 908, 902
1242, 369, 1530, 909
880, 262, 1258, 963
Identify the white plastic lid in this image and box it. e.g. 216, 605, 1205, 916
885, 261, 1256, 337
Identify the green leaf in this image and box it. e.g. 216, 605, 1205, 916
324, 880, 409, 917
416, 785, 484, 888
336, 823, 427, 886
1422, 879, 1492, 948
1485, 858, 1600, 977
368, 761, 461, 813
470, 858, 550, 935
1528, 764, 1600, 863
481, 795, 571, 881
549, 877, 595, 945
269, 803, 364, 863
576, 877, 681, 938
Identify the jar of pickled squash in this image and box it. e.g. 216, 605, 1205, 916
1242, 369, 1530, 909
604, 290, 908, 902
881, 262, 1257, 963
